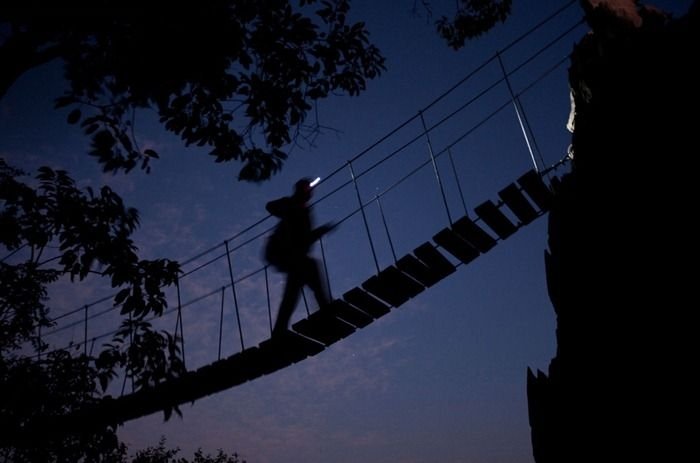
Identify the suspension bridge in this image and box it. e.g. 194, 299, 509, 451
26, 1, 584, 430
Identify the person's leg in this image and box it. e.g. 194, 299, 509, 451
302, 257, 330, 309
273, 272, 302, 335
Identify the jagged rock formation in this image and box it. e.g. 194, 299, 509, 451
528, 1, 698, 461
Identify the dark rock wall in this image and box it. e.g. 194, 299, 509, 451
528, 2, 698, 461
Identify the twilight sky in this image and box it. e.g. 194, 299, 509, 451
1, 1, 692, 462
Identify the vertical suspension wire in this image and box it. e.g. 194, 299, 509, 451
517, 94, 547, 172
447, 147, 470, 217
175, 276, 186, 370
301, 289, 311, 316
129, 313, 135, 392
218, 286, 225, 361
83, 305, 88, 357
496, 52, 539, 172
173, 292, 181, 335
319, 236, 333, 301
348, 161, 381, 274
224, 240, 245, 351
37, 325, 42, 361
264, 266, 273, 336
419, 111, 453, 225
376, 195, 397, 264
88, 336, 97, 398
122, 313, 134, 396
121, 366, 128, 396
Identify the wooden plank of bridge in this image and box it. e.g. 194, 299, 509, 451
292, 310, 355, 346
474, 200, 517, 239
98, 384, 151, 426
324, 299, 374, 328
396, 254, 443, 287
343, 287, 390, 319
191, 348, 260, 396
451, 216, 497, 253
230, 347, 281, 381
143, 362, 217, 409
257, 331, 325, 376
107, 342, 300, 423
517, 169, 554, 211
433, 228, 479, 264
259, 330, 324, 362
384, 266, 425, 299
413, 242, 456, 279
362, 266, 424, 307
130, 375, 184, 414
499, 183, 539, 225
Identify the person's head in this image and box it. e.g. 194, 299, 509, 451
293, 178, 313, 202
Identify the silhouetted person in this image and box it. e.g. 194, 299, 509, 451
264, 178, 334, 336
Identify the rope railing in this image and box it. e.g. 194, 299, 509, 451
26, 0, 583, 369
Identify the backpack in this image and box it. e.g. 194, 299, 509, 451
264, 225, 289, 270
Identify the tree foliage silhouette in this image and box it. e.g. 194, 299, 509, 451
0, 0, 512, 180
0, 159, 184, 461
419, 0, 512, 49
0, 0, 385, 181
0, 0, 385, 459
132, 437, 246, 463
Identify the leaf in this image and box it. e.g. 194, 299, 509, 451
67, 109, 82, 124
37, 166, 54, 181
84, 124, 100, 135
143, 149, 159, 159
99, 374, 109, 392
54, 95, 74, 109
120, 298, 132, 315
114, 288, 130, 306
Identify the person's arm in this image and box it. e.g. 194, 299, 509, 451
310, 222, 336, 242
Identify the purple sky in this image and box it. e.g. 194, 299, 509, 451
1, 1, 692, 462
